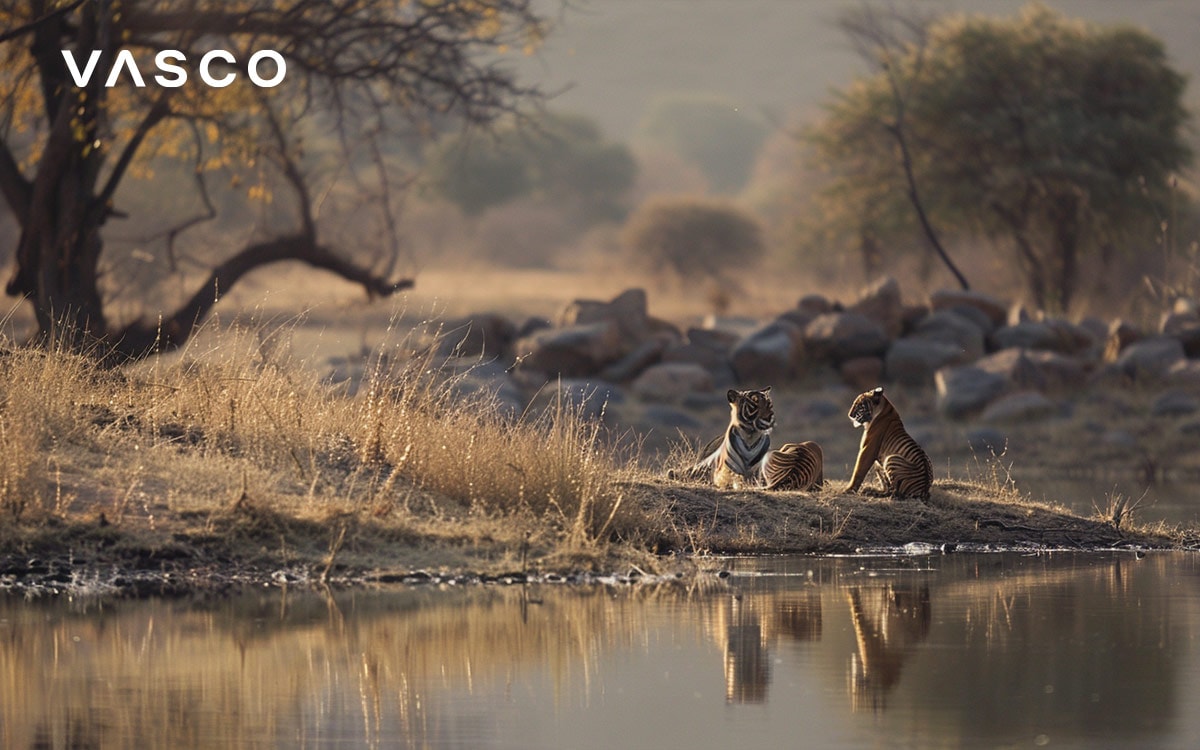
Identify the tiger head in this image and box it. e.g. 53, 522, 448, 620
728, 387, 775, 432
848, 386, 887, 428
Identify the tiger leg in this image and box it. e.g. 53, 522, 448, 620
881, 455, 930, 500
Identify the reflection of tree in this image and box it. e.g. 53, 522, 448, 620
846, 584, 931, 713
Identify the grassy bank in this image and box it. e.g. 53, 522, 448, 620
0, 326, 1188, 595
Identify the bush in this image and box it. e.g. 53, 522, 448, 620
621, 196, 765, 280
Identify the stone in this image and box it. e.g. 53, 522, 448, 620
980, 391, 1058, 423
1151, 390, 1200, 417
559, 287, 646, 330
1161, 311, 1200, 357
974, 348, 1086, 392
433, 313, 517, 359
989, 321, 1061, 352
515, 321, 624, 377
935, 365, 1007, 419
944, 303, 996, 336
686, 326, 741, 352
631, 363, 715, 402
529, 379, 626, 421
797, 294, 835, 316
885, 338, 968, 387
1112, 337, 1186, 381
662, 342, 727, 371
1166, 359, 1200, 389
910, 310, 986, 362
839, 356, 884, 390
849, 276, 904, 337
730, 321, 805, 384
598, 337, 667, 382
803, 312, 889, 363
641, 404, 702, 431
929, 289, 1008, 327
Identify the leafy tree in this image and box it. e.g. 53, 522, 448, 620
807, 3, 1191, 311
422, 111, 635, 222
0, 0, 545, 357
636, 94, 769, 194
621, 196, 764, 280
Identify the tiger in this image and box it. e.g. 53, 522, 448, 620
845, 386, 932, 500
670, 387, 824, 492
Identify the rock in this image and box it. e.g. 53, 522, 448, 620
974, 348, 1086, 392
516, 321, 624, 377
980, 391, 1058, 423
630, 363, 715, 402
701, 314, 760, 340
1151, 390, 1200, 417
885, 338, 968, 387
1007, 303, 1036, 326
433, 313, 517, 359
929, 289, 1008, 327
1077, 316, 1108, 343
686, 327, 741, 352
797, 294, 835, 316
1101, 429, 1137, 448
935, 365, 1007, 419
966, 427, 1008, 454
989, 321, 1061, 352
560, 287, 646, 330
730, 321, 805, 384
1161, 311, 1200, 357
529, 379, 625, 421
839, 356, 884, 390
910, 310, 986, 362
662, 342, 727, 371
803, 312, 889, 363
849, 276, 904, 337
1112, 337, 1186, 381
944, 303, 996, 336
598, 337, 667, 382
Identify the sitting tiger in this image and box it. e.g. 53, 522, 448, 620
671, 387, 823, 491
845, 386, 932, 500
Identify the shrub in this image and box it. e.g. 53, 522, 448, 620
621, 196, 765, 280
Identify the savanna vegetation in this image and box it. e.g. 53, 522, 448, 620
1, 2, 1199, 591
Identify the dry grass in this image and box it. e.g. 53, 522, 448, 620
0, 319, 647, 579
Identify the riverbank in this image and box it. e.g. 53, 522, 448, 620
1, 474, 1185, 598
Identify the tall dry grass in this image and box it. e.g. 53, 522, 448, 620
0, 317, 644, 568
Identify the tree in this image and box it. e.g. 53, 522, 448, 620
0, 0, 545, 357
621, 196, 764, 281
808, 3, 1191, 311
422, 110, 635, 222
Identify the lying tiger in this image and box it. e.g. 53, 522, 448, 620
671, 387, 823, 491
845, 386, 932, 500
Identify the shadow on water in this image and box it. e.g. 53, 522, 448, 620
2, 552, 1199, 749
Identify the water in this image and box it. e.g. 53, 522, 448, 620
2, 552, 1199, 749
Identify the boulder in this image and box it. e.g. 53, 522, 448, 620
797, 294, 836, 316
935, 365, 1007, 419
662, 342, 728, 371
631, 363, 715, 402
1161, 310, 1200, 357
560, 287, 646, 330
849, 276, 904, 337
515, 321, 624, 378
839, 356, 884, 390
530, 379, 626, 421
885, 338, 967, 387
1112, 337, 1186, 381
929, 289, 1008, 327
943, 303, 997, 336
686, 326, 741, 353
598, 337, 667, 382
433, 313, 517, 359
974, 348, 1086, 392
730, 320, 805, 384
989, 321, 1062, 352
803, 312, 889, 363
1166, 359, 1200, 390
910, 309, 986, 362
980, 391, 1058, 423
966, 427, 1008, 454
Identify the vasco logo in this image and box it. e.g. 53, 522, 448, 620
61, 49, 287, 88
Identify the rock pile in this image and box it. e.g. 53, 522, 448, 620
342, 279, 1200, 422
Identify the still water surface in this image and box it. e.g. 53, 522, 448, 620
2, 552, 1199, 749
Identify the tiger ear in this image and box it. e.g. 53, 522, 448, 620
873, 386, 884, 395
762, 386, 771, 394
727, 389, 739, 403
